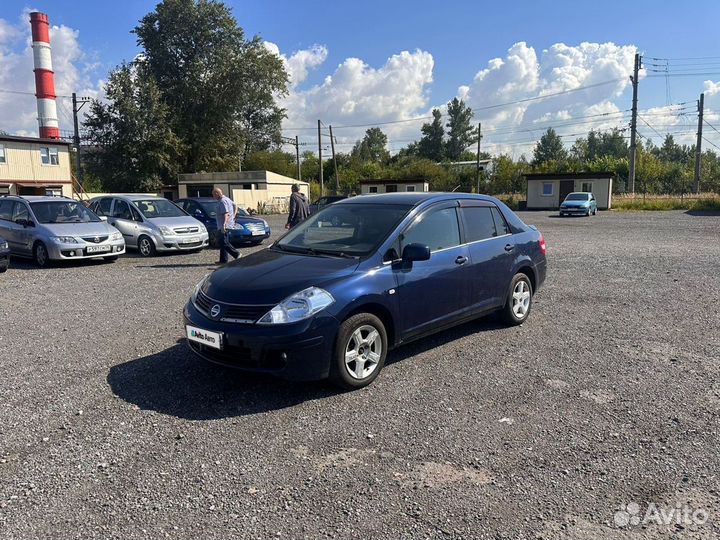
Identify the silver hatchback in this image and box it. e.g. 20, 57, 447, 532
89, 195, 209, 257
0, 196, 125, 267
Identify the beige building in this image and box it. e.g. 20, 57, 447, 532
525, 172, 614, 210
177, 170, 308, 212
359, 179, 430, 194
0, 135, 73, 198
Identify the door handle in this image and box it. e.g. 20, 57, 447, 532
504, 244, 514, 252
455, 255, 468, 265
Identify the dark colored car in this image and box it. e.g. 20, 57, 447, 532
309, 195, 346, 214
183, 193, 547, 389
0, 235, 9, 272
176, 197, 271, 247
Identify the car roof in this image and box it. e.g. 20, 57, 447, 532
334, 192, 500, 206
568, 192, 592, 195
2, 195, 74, 203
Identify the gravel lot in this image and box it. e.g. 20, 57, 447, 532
1, 210, 719, 539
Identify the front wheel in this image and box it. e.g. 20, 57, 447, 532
137, 235, 156, 258
330, 313, 388, 390
502, 273, 533, 326
34, 242, 51, 268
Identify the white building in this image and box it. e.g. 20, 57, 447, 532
359, 179, 430, 194
525, 172, 614, 210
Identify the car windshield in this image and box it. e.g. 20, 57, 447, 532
135, 199, 186, 218
30, 201, 101, 224
276, 203, 410, 257
565, 193, 590, 201
236, 207, 250, 218
198, 201, 218, 217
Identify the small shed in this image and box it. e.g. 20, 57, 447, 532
525, 172, 614, 210
359, 179, 429, 194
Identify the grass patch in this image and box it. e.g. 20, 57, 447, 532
613, 196, 720, 211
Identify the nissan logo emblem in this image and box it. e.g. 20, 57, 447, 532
210, 304, 222, 318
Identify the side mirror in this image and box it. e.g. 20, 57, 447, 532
99, 216, 108, 222
402, 243, 431, 263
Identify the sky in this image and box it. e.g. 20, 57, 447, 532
2, 0, 720, 157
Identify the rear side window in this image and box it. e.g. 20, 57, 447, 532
0, 200, 13, 221
491, 207, 510, 235
461, 207, 497, 242
402, 207, 460, 252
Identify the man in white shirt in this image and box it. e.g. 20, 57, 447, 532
212, 188, 240, 264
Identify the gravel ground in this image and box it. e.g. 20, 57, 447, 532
0, 210, 719, 540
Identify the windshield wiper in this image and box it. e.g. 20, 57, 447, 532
312, 249, 358, 259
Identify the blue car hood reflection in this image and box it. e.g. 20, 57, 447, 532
204, 248, 360, 304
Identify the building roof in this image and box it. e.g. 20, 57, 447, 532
359, 178, 430, 184
525, 171, 615, 180
0, 134, 72, 146
178, 170, 307, 185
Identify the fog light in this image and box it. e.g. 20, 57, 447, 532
69, 251, 75, 257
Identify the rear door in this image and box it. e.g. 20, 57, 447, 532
459, 201, 514, 311
393, 202, 474, 339
0, 200, 18, 252
10, 201, 34, 256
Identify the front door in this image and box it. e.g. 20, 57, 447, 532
558, 180, 574, 207
393, 203, 473, 339
108, 199, 140, 247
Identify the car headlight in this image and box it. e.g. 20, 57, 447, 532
0, 241, 7, 250
110, 232, 123, 241
159, 226, 174, 236
191, 273, 210, 302
51, 236, 79, 244
198, 224, 207, 234
560, 204, 567, 208
257, 287, 335, 325
262, 219, 269, 229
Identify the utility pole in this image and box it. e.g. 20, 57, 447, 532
318, 119, 324, 196
694, 93, 704, 193
475, 122, 483, 194
71, 92, 90, 188
329, 125, 339, 193
628, 53, 641, 194
295, 135, 301, 182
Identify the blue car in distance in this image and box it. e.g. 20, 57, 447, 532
175, 197, 271, 247
559, 192, 597, 217
183, 192, 547, 389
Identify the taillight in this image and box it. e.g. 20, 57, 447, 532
538, 233, 546, 256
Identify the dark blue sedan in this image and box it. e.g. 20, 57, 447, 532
0, 235, 9, 273
183, 193, 547, 389
175, 197, 271, 246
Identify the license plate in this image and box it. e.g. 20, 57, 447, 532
186, 325, 223, 350
251, 230, 264, 236
182, 237, 200, 244
86, 245, 111, 253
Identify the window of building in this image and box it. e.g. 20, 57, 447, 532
45, 188, 62, 197
0, 185, 9, 195
40, 147, 59, 165
406, 185, 416, 192
542, 182, 554, 196
368, 186, 378, 193
581, 182, 593, 192
385, 184, 398, 193
461, 207, 497, 242
0, 144, 6, 164
402, 207, 460, 252
186, 185, 213, 198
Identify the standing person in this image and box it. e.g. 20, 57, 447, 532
285, 184, 310, 229
212, 187, 240, 264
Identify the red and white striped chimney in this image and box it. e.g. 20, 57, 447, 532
30, 12, 60, 139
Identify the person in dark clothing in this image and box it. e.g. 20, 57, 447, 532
285, 184, 310, 229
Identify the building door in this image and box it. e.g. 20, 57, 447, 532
558, 180, 574, 206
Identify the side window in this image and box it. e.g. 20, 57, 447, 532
96, 198, 113, 216
0, 144, 6, 163
12, 202, 29, 222
490, 207, 510, 236
0, 200, 13, 221
112, 200, 132, 220
461, 207, 497, 242
402, 206, 460, 252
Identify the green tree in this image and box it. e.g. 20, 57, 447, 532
532, 127, 568, 166
445, 98, 477, 160
351, 127, 390, 163
418, 109, 445, 161
83, 63, 181, 191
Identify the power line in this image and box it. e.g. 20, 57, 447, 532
703, 119, 720, 137
702, 136, 720, 152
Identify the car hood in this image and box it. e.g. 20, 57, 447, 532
235, 216, 268, 226
39, 222, 117, 236
204, 248, 360, 304
146, 216, 202, 229
561, 200, 589, 207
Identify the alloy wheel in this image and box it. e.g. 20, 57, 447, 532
344, 324, 383, 380
512, 280, 531, 318
36, 244, 48, 266
139, 238, 152, 257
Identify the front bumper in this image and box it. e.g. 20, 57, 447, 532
47, 240, 126, 260
228, 228, 271, 244
155, 232, 210, 251
559, 206, 590, 215
183, 300, 338, 381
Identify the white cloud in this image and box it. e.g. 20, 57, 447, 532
0, 13, 103, 137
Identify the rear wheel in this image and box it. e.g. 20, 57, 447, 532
138, 235, 156, 257
502, 273, 533, 326
34, 242, 51, 268
330, 313, 388, 390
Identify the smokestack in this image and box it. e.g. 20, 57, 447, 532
30, 12, 60, 139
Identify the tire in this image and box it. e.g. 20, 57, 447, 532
33, 242, 51, 268
0, 264, 7, 273
501, 273, 533, 326
330, 313, 388, 390
137, 235, 156, 258
104, 255, 119, 262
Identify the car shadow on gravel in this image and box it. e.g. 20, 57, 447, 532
6, 256, 111, 271
107, 343, 337, 420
